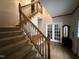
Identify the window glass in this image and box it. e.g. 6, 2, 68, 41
63, 26, 68, 37
77, 21, 79, 37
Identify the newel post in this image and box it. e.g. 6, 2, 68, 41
19, 3, 22, 29
47, 33, 51, 59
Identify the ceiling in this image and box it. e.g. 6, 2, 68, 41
40, 0, 79, 16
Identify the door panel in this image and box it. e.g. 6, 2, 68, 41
62, 25, 72, 48
47, 23, 62, 43
53, 24, 62, 43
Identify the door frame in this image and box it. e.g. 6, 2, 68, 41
46, 23, 62, 43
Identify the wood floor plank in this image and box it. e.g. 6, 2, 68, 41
50, 42, 79, 59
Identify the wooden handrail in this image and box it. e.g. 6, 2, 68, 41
19, 2, 44, 41
19, 3, 50, 59
20, 9, 47, 40
19, 3, 22, 28
22, 12, 47, 39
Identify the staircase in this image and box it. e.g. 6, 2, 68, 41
0, 1, 51, 59
19, 1, 51, 59
0, 27, 42, 59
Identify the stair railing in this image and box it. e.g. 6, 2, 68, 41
19, 3, 50, 59
21, 0, 43, 15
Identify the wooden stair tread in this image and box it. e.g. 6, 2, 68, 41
0, 34, 25, 41
5, 44, 33, 59
0, 41, 27, 57
0, 39, 28, 54
0, 27, 43, 59
0, 31, 24, 39
23, 50, 37, 59
0, 36, 25, 48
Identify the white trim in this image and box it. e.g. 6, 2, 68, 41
46, 22, 63, 43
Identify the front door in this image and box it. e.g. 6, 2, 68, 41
62, 25, 72, 48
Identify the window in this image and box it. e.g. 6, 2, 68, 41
77, 21, 79, 37
54, 24, 61, 40
63, 26, 68, 37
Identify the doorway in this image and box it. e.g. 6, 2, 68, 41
62, 25, 72, 48
53, 24, 62, 43
47, 23, 62, 43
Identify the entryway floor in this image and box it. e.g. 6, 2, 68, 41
50, 42, 79, 59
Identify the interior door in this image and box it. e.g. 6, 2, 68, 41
47, 23, 62, 43
53, 24, 62, 43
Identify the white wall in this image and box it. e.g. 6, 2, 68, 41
71, 8, 79, 56
0, 0, 19, 27
31, 13, 47, 36
52, 15, 72, 25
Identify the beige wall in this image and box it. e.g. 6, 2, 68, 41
52, 15, 72, 25
0, 0, 32, 27
0, 0, 19, 27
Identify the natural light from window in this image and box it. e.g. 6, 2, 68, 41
77, 20, 79, 37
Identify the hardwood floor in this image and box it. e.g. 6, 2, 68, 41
50, 42, 79, 59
